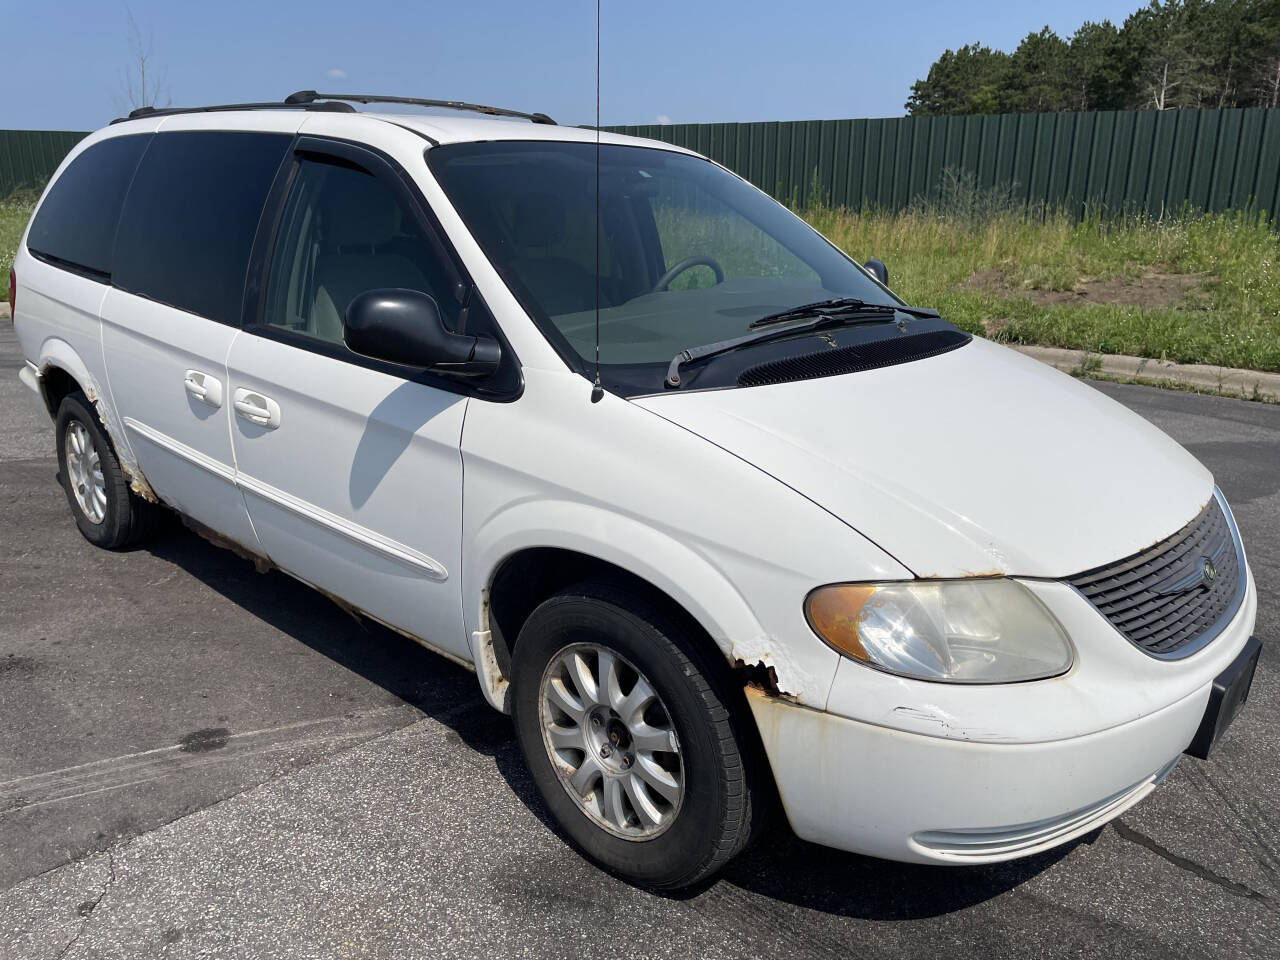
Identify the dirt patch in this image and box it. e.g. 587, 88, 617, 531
982, 315, 1013, 337
962, 268, 1212, 309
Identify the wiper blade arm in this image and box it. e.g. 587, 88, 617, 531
751, 298, 939, 328
665, 312, 893, 388
750, 297, 892, 328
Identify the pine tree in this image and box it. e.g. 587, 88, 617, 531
1066, 21, 1130, 110
905, 44, 1012, 115
904, 0, 1280, 115
1009, 28, 1072, 112
1126, 1, 1217, 110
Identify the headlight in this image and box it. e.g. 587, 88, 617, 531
805, 579, 1073, 683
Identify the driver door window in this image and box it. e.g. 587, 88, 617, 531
263, 157, 459, 343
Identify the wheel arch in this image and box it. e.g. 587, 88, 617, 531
33, 338, 101, 417
465, 508, 771, 714
33, 337, 156, 503
487, 546, 724, 674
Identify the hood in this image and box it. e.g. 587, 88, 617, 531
635, 338, 1213, 579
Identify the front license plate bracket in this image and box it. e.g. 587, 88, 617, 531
1185, 634, 1262, 760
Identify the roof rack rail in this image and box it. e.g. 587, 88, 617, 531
112, 99, 356, 124
284, 90, 556, 125
111, 92, 556, 127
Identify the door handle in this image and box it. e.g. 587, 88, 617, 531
232, 388, 281, 429
183, 370, 224, 408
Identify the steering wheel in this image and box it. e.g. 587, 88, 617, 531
652, 256, 726, 293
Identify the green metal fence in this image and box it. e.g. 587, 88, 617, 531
611, 108, 1280, 218
4, 108, 1280, 219
0, 129, 88, 197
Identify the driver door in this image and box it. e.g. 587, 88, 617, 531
226, 137, 471, 658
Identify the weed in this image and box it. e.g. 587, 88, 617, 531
801, 202, 1280, 372
0, 195, 35, 280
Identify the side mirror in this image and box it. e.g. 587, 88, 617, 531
344, 288, 501, 378
864, 258, 889, 287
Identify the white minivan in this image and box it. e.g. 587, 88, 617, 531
12, 93, 1260, 889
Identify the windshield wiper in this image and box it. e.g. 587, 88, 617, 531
751, 297, 941, 328
750, 297, 893, 328
666, 310, 896, 388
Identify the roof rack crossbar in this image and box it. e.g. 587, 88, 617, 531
113, 100, 356, 124
285, 90, 556, 125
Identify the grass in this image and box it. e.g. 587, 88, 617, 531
802, 203, 1280, 373
0, 192, 36, 282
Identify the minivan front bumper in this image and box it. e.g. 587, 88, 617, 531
748, 571, 1258, 865
748, 683, 1202, 863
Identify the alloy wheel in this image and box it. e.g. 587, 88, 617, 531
538, 642, 685, 839
64, 420, 106, 525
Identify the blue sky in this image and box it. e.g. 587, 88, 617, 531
12, 1, 1142, 131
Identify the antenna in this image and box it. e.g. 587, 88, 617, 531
590, 0, 604, 403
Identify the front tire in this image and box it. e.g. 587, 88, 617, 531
55, 392, 157, 549
511, 582, 758, 889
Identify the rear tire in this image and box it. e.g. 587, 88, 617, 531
511, 582, 758, 889
55, 392, 158, 549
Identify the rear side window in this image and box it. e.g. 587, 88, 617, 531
113, 131, 290, 325
26, 135, 151, 280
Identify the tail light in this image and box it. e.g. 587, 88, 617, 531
7, 268, 13, 317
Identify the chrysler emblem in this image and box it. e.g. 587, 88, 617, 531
1152, 551, 1224, 595
1201, 556, 1217, 585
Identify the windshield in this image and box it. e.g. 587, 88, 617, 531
427, 141, 897, 381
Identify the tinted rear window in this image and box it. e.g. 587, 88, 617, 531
113, 131, 290, 325
26, 134, 151, 279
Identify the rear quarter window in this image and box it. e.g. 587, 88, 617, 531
112, 130, 291, 325
26, 134, 151, 280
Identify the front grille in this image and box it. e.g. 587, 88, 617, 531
1067, 495, 1243, 658
736, 329, 970, 388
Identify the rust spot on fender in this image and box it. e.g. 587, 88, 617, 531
734, 658, 796, 702
120, 463, 159, 503
729, 634, 814, 701
916, 568, 1007, 579
58, 369, 160, 504
473, 591, 512, 713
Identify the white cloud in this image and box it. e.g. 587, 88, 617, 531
656, 114, 671, 125
327, 68, 347, 80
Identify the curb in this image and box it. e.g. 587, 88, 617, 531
1010, 344, 1280, 404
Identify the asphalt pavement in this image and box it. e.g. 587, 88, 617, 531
1, 321, 1277, 959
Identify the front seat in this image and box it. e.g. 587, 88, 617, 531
310, 174, 433, 343
506, 192, 596, 316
